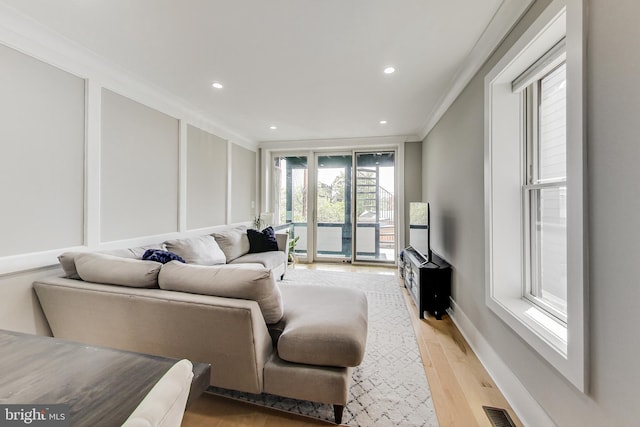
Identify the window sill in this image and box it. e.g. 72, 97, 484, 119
488, 294, 567, 357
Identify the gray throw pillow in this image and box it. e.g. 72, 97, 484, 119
163, 235, 226, 265
211, 226, 250, 262
58, 251, 83, 279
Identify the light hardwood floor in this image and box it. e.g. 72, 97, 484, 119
182, 263, 522, 427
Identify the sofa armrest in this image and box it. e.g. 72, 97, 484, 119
275, 232, 289, 258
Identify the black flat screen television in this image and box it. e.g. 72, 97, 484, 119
409, 202, 431, 263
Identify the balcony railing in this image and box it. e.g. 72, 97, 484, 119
274, 222, 394, 261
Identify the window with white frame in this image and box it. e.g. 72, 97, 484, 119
518, 42, 568, 323
484, 0, 586, 392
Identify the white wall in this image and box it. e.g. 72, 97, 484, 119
186, 125, 228, 229
0, 43, 85, 257
423, 0, 640, 425
230, 143, 257, 223
0, 18, 258, 334
101, 89, 180, 241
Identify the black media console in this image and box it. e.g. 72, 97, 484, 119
400, 247, 452, 320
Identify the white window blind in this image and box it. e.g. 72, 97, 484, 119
512, 38, 566, 93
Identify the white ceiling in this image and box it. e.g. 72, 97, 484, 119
0, 0, 523, 144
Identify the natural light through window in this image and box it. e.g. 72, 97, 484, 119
524, 61, 568, 323
484, 0, 586, 391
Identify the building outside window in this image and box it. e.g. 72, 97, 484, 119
523, 61, 568, 323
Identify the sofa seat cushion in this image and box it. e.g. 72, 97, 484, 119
158, 261, 284, 323
163, 235, 226, 265
230, 251, 286, 271
75, 253, 162, 288
277, 284, 368, 368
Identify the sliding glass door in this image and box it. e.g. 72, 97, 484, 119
273, 155, 308, 260
315, 154, 352, 261
272, 150, 396, 264
354, 152, 396, 263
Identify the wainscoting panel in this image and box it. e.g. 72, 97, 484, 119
100, 89, 179, 242
186, 125, 227, 229
0, 43, 85, 257
230, 143, 256, 223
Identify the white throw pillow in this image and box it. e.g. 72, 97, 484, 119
163, 235, 226, 265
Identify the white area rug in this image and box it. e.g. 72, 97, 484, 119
208, 268, 439, 426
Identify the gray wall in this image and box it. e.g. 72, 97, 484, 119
404, 141, 423, 246
422, 0, 640, 425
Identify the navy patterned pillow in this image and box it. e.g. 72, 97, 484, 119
142, 249, 186, 264
247, 226, 279, 253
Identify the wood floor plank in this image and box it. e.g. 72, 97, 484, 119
182, 393, 332, 427
402, 281, 522, 427
182, 263, 522, 427
403, 288, 479, 427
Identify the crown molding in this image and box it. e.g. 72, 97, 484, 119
259, 135, 409, 151
418, 0, 534, 141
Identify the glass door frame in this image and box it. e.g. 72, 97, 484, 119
269, 151, 313, 263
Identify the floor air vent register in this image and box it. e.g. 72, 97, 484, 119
482, 406, 516, 427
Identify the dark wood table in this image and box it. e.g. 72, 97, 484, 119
0, 329, 210, 426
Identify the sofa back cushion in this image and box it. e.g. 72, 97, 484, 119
163, 235, 226, 265
158, 261, 283, 324
58, 244, 165, 279
75, 253, 162, 288
102, 244, 166, 259
212, 226, 250, 262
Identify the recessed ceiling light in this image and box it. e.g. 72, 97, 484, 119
270, 125, 278, 130
383, 66, 395, 74
379, 120, 387, 125
211, 82, 223, 89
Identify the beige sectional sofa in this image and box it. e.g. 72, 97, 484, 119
33, 226, 368, 424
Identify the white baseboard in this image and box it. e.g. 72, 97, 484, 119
447, 298, 556, 427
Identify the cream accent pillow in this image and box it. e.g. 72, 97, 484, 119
164, 235, 226, 265
158, 261, 283, 323
212, 226, 250, 262
75, 252, 162, 288
58, 245, 167, 279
